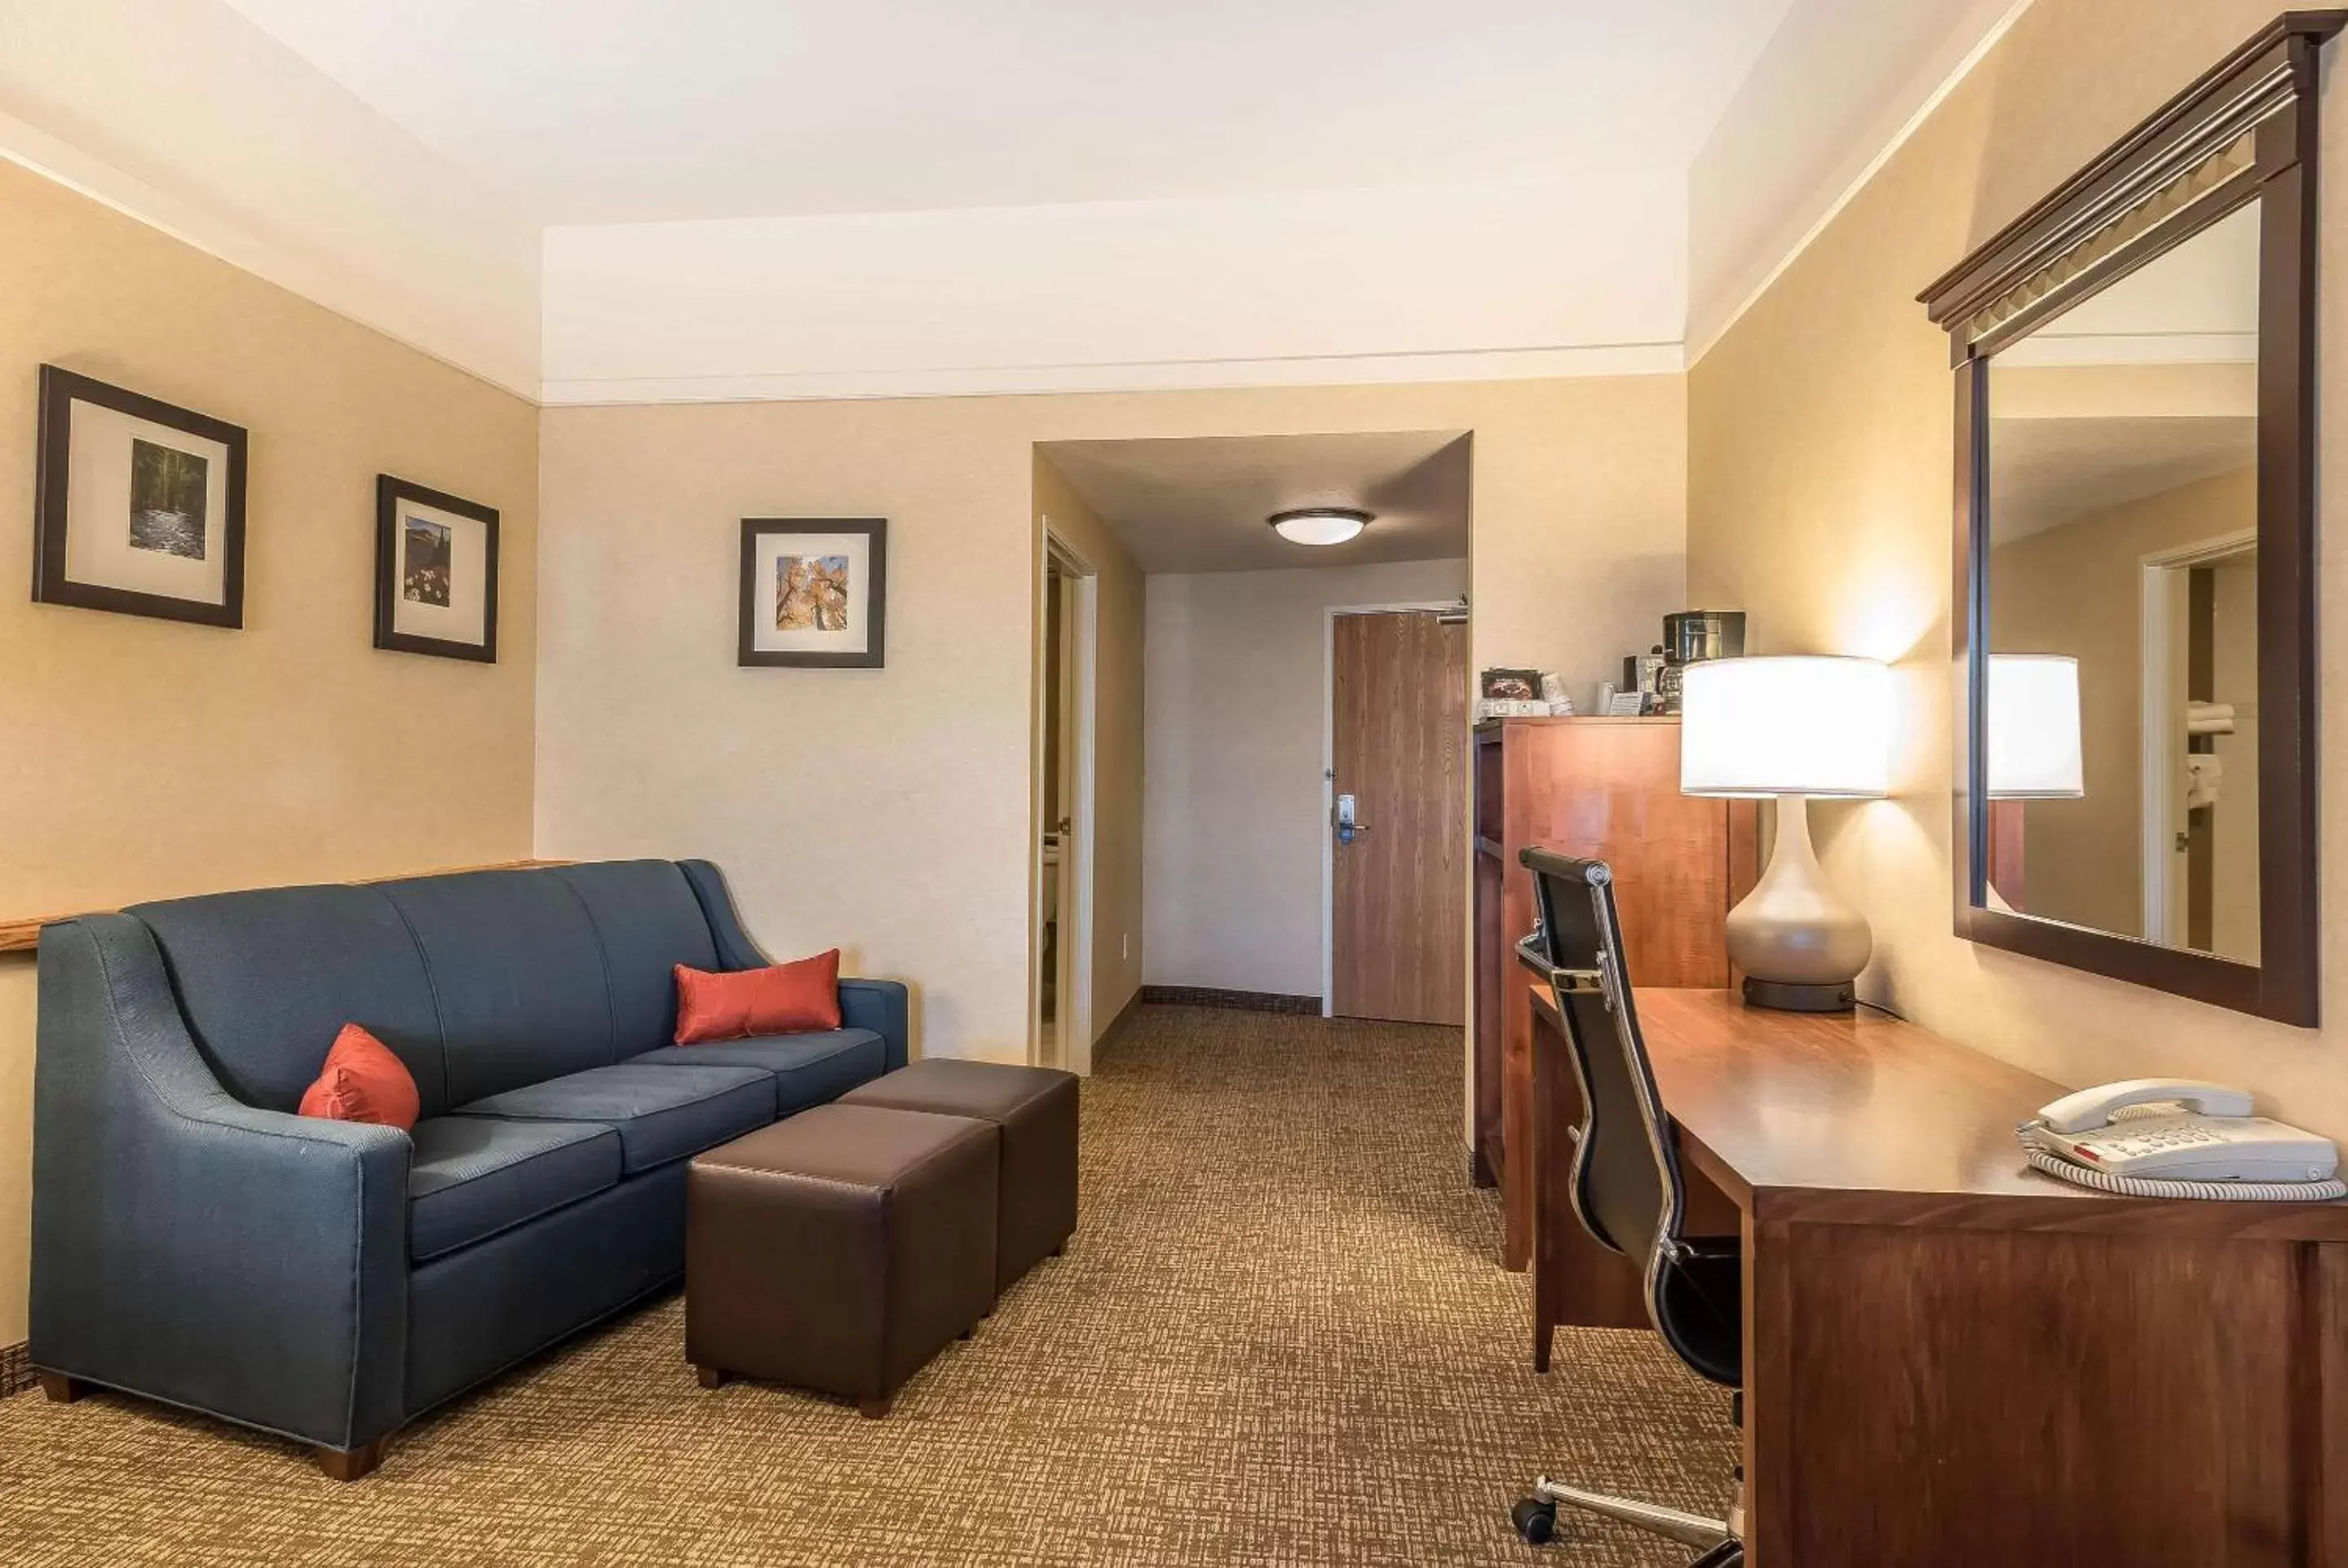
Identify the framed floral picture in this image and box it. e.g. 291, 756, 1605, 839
738, 518, 887, 668
34, 365, 248, 628
374, 475, 499, 662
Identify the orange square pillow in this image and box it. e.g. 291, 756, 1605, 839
674, 950, 842, 1044
298, 1023, 420, 1132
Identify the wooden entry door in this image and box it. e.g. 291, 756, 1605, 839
1332, 611, 1468, 1023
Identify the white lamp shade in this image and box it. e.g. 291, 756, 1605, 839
1986, 654, 2083, 797
1681, 656, 1892, 798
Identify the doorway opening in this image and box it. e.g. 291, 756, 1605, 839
1035, 532, 1099, 1071
2138, 528, 2259, 957
1324, 603, 1469, 1023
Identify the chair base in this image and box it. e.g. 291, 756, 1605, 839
1512, 1476, 1740, 1562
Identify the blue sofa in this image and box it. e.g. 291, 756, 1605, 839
29, 859, 904, 1476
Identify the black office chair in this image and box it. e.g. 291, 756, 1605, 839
1510, 847, 1744, 1565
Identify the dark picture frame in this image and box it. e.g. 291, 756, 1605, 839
737, 518, 887, 669
373, 475, 500, 663
1917, 12, 2336, 1027
35, 364, 248, 628
1480, 668, 1543, 703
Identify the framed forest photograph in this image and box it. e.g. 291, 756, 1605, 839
738, 518, 887, 668
34, 364, 248, 628
374, 475, 500, 662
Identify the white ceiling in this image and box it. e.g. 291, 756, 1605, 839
2, 0, 2024, 399
214, 0, 1793, 224
1988, 417, 2256, 541
1041, 432, 1470, 574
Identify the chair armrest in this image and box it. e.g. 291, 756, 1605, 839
679, 859, 911, 1068
30, 916, 410, 1451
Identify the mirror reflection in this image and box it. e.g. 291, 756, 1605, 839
1983, 202, 2260, 961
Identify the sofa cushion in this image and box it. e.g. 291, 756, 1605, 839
553, 861, 720, 1058
376, 869, 618, 1105
673, 951, 840, 1044
630, 1028, 887, 1115
452, 1063, 775, 1174
300, 1024, 422, 1131
130, 884, 447, 1115
408, 1117, 621, 1262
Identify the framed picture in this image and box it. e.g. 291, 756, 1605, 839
34, 364, 248, 628
374, 475, 499, 662
1480, 667, 1541, 703
738, 518, 887, 669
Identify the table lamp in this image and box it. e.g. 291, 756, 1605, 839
1986, 654, 2083, 798
1681, 655, 1893, 1012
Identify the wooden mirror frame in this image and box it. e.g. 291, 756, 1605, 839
1919, 12, 2341, 1027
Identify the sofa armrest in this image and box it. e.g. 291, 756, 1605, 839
839, 979, 910, 1072
30, 916, 410, 1451
679, 859, 910, 1068
678, 859, 772, 971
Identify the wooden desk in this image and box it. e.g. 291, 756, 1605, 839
1528, 987, 2348, 1566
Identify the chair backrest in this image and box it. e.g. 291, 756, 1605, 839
1518, 847, 1688, 1278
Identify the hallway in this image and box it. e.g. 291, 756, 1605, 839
0, 1005, 1731, 1566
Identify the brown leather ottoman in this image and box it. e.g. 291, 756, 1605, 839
840, 1060, 1077, 1292
686, 1104, 997, 1417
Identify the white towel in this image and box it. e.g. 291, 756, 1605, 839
2186, 752, 2223, 810
2187, 700, 2236, 736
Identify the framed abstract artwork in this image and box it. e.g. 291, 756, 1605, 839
738, 518, 887, 668
374, 475, 500, 662
34, 364, 249, 628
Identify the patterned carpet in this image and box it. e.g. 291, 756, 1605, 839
0, 1005, 1733, 1566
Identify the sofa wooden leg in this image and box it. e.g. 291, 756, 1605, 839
316, 1438, 387, 1482
696, 1365, 728, 1390
858, 1394, 893, 1420
35, 1371, 86, 1405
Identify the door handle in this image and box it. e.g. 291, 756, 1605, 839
1335, 793, 1370, 845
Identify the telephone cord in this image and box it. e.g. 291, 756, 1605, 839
2019, 1130, 2347, 1202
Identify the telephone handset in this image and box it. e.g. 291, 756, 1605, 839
2017, 1077, 2346, 1200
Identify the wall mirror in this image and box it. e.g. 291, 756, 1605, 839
1921, 13, 2336, 1025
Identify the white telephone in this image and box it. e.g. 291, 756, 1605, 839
2017, 1078, 2346, 1200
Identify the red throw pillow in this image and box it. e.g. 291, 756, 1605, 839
298, 1023, 420, 1132
674, 950, 842, 1044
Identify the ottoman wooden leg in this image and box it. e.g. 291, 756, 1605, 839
36, 1371, 85, 1404
859, 1394, 893, 1420
316, 1438, 387, 1482
696, 1366, 729, 1389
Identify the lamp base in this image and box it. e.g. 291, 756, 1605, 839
1741, 977, 1855, 1014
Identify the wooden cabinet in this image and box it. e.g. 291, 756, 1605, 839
1470, 717, 1755, 1270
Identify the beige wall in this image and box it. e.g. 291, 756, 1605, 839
0, 161, 540, 1345
1988, 465, 2257, 937
1032, 453, 1147, 1044
1145, 559, 1470, 997
538, 376, 1685, 1065
1688, 0, 2348, 1133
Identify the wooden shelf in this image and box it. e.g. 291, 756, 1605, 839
0, 859, 566, 955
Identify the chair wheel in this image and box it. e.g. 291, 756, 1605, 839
1510, 1497, 1556, 1545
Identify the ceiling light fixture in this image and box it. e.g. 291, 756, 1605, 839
1268, 507, 1370, 546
